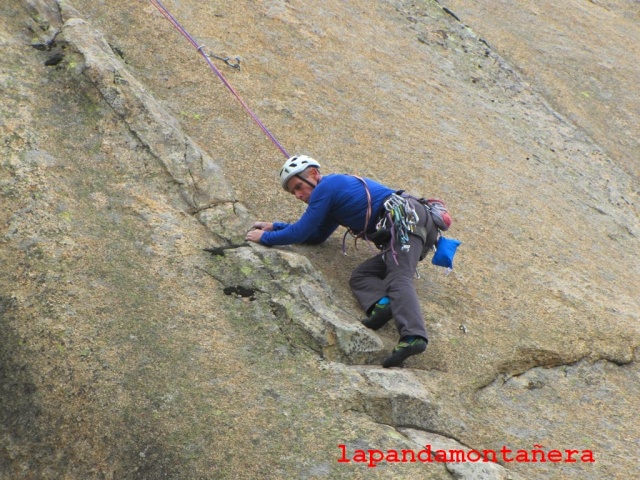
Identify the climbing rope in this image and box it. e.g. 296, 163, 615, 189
149, 0, 290, 158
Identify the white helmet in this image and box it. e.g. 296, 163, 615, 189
279, 155, 321, 191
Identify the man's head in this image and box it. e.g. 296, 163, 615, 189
279, 155, 322, 203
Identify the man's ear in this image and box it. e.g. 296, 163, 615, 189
309, 167, 321, 181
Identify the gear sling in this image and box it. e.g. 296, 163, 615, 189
344, 176, 440, 263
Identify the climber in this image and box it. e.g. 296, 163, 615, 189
245, 155, 439, 368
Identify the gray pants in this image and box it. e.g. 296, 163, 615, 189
349, 198, 436, 340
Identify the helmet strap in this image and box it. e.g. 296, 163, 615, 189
295, 174, 317, 190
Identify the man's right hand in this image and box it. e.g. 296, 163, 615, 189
251, 222, 274, 232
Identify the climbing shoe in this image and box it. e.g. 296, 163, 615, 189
382, 336, 427, 368
361, 302, 392, 330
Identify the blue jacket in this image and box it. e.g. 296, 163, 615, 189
260, 174, 395, 246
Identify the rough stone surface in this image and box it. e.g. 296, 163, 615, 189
1, 0, 639, 479
400, 428, 526, 480
207, 244, 385, 363
59, 12, 236, 211
438, 0, 640, 182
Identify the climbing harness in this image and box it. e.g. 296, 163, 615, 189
335, 174, 453, 271
149, 0, 289, 158
340, 178, 424, 265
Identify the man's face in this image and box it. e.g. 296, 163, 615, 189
286, 169, 318, 203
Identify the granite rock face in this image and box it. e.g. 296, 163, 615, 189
1, 0, 638, 479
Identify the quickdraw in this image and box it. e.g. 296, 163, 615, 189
149, 0, 289, 158
196, 45, 241, 70
377, 194, 419, 263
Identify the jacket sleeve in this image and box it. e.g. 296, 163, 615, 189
301, 217, 340, 244
260, 212, 339, 246
271, 222, 290, 231
260, 187, 339, 246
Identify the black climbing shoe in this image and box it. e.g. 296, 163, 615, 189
382, 337, 427, 368
361, 302, 392, 330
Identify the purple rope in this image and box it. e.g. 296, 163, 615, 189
149, 0, 290, 158
387, 212, 399, 265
